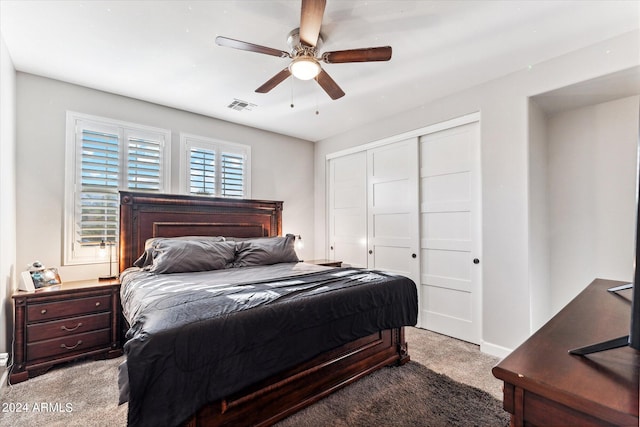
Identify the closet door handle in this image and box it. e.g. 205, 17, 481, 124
473, 258, 480, 264
411, 253, 417, 259
368, 250, 373, 255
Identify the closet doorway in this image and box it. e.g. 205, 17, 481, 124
419, 120, 481, 344
327, 113, 481, 344
327, 139, 420, 281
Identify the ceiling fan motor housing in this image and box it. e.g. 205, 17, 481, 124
287, 28, 323, 54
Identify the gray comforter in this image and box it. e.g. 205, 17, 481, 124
119, 263, 418, 427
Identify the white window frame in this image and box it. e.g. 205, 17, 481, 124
179, 133, 251, 198
64, 111, 171, 265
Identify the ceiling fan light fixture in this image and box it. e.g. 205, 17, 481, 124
289, 56, 321, 80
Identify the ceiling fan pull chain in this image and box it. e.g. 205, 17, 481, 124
290, 77, 295, 108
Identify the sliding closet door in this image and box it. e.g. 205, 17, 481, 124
420, 121, 481, 344
367, 138, 420, 287
328, 151, 367, 267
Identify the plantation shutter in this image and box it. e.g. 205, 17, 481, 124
183, 135, 250, 198
221, 151, 244, 198
189, 148, 216, 195
73, 120, 167, 252
126, 131, 164, 191
77, 125, 120, 247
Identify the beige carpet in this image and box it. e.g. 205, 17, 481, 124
404, 327, 503, 400
0, 327, 505, 426
0, 354, 128, 427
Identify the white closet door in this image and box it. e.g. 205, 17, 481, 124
328, 151, 367, 267
367, 138, 420, 287
420, 121, 481, 344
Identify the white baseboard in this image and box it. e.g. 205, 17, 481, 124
481, 341, 513, 359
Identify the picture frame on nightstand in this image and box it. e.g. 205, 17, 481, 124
19, 268, 62, 292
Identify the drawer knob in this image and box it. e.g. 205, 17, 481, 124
40, 309, 47, 315
95, 302, 101, 307
61, 322, 83, 332
60, 340, 83, 350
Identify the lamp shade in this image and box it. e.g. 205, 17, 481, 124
98, 239, 107, 257
289, 56, 321, 80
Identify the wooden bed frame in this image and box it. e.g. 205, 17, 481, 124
119, 191, 410, 427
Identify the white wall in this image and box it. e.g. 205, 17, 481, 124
15, 73, 315, 282
528, 101, 551, 332
547, 96, 640, 314
0, 34, 17, 354
314, 31, 640, 356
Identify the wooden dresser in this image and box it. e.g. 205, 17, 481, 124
492, 279, 639, 426
10, 279, 122, 384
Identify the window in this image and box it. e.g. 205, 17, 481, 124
64, 112, 170, 264
180, 134, 251, 198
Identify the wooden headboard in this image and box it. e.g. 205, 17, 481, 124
119, 191, 283, 273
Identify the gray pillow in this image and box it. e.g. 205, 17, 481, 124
232, 234, 299, 267
138, 237, 235, 274
133, 236, 226, 268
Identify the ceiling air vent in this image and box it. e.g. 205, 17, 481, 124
227, 99, 256, 112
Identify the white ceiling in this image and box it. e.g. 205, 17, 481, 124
1, 1, 639, 142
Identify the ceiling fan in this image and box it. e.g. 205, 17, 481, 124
215, 0, 392, 100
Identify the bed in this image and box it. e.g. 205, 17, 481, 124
117, 191, 418, 427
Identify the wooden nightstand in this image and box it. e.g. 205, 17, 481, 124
10, 279, 123, 384
304, 259, 343, 267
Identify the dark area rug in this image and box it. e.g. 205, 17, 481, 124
276, 360, 510, 427
0, 350, 508, 426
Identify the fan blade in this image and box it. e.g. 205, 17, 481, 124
322, 46, 392, 63
300, 0, 326, 47
216, 36, 290, 58
256, 69, 292, 93
316, 69, 345, 100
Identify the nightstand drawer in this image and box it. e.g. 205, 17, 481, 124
27, 295, 111, 322
27, 329, 111, 361
27, 312, 111, 342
